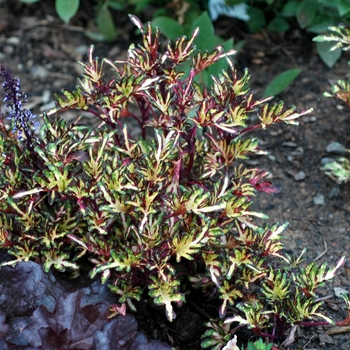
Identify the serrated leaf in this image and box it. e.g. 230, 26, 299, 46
316, 41, 342, 68
148, 276, 185, 322
20, 290, 109, 348
55, 0, 80, 23
262, 269, 290, 301
173, 224, 208, 262
219, 280, 243, 317
263, 68, 301, 98
205, 38, 235, 85
0, 261, 47, 318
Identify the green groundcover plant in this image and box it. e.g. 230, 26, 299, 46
314, 24, 350, 183
0, 15, 349, 349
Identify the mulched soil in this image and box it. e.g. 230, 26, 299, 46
1, 1, 350, 349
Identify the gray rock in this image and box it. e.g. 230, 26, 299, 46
328, 186, 340, 198
302, 115, 317, 123
291, 146, 304, 157
282, 141, 298, 147
319, 333, 333, 345
334, 287, 348, 298
7, 36, 20, 45
30, 65, 49, 80
326, 141, 347, 155
313, 193, 326, 206
42, 89, 51, 104
294, 171, 306, 181
321, 157, 335, 165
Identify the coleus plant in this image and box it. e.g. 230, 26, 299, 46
0, 14, 347, 348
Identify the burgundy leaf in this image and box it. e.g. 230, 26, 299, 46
39, 327, 69, 350
0, 261, 46, 317
0, 340, 8, 350
0, 313, 9, 339
20, 290, 109, 349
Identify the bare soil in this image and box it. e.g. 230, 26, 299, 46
1, 1, 350, 349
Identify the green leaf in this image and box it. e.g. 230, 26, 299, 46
190, 12, 216, 51
281, 1, 299, 17
247, 7, 265, 32
148, 276, 185, 322
307, 14, 335, 34
321, 158, 350, 183
296, 0, 317, 29
96, 4, 118, 42
262, 269, 290, 302
43, 250, 79, 272
108, 0, 125, 10
248, 339, 274, 350
219, 280, 243, 317
316, 41, 342, 68
267, 16, 290, 33
338, 0, 350, 16
152, 16, 185, 41
55, 0, 80, 23
263, 68, 301, 98
173, 223, 209, 262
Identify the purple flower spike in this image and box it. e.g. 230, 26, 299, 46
0, 65, 37, 149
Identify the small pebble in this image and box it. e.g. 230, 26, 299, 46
328, 186, 340, 199
30, 65, 49, 80
313, 193, 325, 206
327, 302, 339, 311
40, 101, 56, 112
302, 115, 317, 123
321, 157, 335, 165
334, 287, 348, 298
282, 141, 298, 147
294, 171, 306, 181
319, 333, 333, 345
42, 89, 51, 104
6, 36, 20, 45
336, 104, 344, 110
291, 146, 304, 157
3, 45, 14, 54
75, 45, 89, 55
339, 227, 346, 234
326, 141, 347, 155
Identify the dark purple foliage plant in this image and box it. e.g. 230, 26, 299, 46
0, 15, 348, 349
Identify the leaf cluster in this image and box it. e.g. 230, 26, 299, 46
0, 14, 345, 348
0, 259, 171, 349
314, 24, 350, 183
